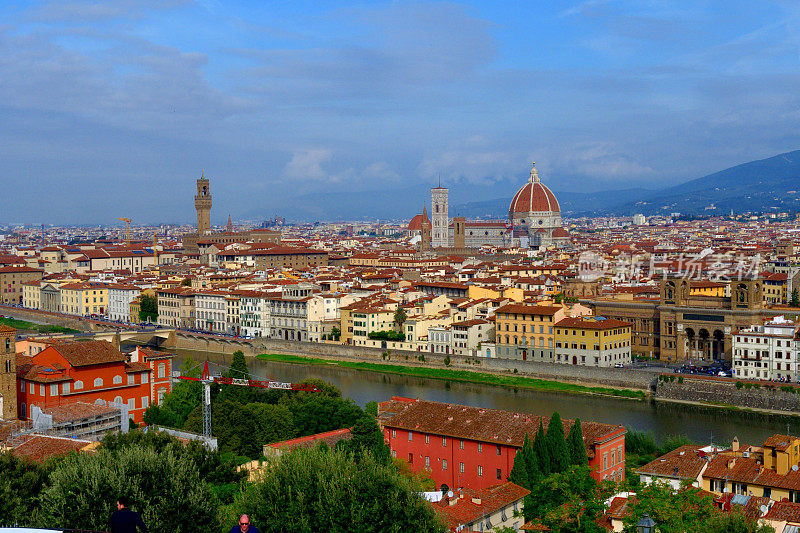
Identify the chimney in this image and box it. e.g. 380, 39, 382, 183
728, 458, 737, 469
732, 436, 739, 452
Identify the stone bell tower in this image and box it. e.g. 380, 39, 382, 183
195, 172, 212, 234
0, 325, 17, 420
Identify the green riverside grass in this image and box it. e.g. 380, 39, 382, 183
256, 352, 646, 399
0, 316, 78, 334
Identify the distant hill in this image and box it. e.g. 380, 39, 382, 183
602, 150, 800, 216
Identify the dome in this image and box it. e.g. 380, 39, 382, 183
509, 163, 560, 217
408, 206, 430, 231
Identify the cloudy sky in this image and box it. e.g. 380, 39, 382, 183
2, 0, 800, 224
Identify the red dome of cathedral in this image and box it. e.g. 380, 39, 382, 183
408, 206, 430, 231
508, 163, 560, 217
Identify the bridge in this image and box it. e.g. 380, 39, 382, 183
21, 328, 176, 348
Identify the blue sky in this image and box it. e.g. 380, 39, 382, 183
2, 0, 800, 223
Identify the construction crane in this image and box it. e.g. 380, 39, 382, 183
177, 360, 319, 438
117, 217, 131, 246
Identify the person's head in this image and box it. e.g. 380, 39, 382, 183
238, 514, 251, 532
117, 496, 131, 510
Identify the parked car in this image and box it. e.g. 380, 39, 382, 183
614, 362, 625, 368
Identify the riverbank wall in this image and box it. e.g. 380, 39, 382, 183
0, 306, 92, 332
655, 376, 800, 413
169, 333, 656, 391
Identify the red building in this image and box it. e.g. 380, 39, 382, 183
16, 341, 172, 423
379, 397, 626, 492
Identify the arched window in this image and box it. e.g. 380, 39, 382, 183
93, 377, 103, 387
74, 380, 83, 390
4, 338, 9, 352
113, 375, 122, 385
113, 396, 123, 405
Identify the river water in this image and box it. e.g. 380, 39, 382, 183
170, 350, 797, 446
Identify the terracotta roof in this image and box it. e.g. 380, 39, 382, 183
379, 398, 624, 454
0, 324, 16, 333
433, 482, 530, 530
49, 340, 127, 367
555, 316, 632, 330
11, 434, 93, 462
509, 180, 560, 215
703, 454, 800, 491
266, 427, 352, 452
763, 500, 800, 522
635, 445, 708, 480
495, 303, 563, 316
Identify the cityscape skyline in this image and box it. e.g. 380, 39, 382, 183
3, 1, 800, 223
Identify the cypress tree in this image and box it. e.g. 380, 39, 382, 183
509, 434, 532, 489
567, 418, 588, 466
534, 421, 550, 476
546, 412, 570, 474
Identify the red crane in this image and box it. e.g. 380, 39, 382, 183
178, 360, 319, 438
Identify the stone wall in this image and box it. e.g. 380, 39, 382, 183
655, 376, 800, 413
170, 333, 655, 390
0, 305, 92, 332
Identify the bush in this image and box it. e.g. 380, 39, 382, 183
513, 368, 518, 374
444, 354, 451, 366
745, 383, 752, 390
736, 381, 743, 389
677, 376, 684, 384
368, 330, 406, 341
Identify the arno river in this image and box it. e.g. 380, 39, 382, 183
171, 350, 797, 446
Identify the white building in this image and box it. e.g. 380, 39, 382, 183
194, 291, 228, 333
239, 291, 271, 339
107, 284, 141, 322
632, 214, 647, 226
732, 316, 800, 381
450, 318, 494, 356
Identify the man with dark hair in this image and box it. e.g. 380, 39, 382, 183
109, 496, 148, 533
229, 513, 261, 533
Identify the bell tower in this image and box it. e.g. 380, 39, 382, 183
0, 325, 17, 420
195, 172, 212, 234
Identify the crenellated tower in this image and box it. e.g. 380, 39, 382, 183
195, 172, 212, 234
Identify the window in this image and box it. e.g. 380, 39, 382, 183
142, 373, 149, 384
158, 363, 166, 378
392, 429, 396, 439
478, 443, 483, 453
62, 382, 70, 394
127, 374, 135, 385
93, 377, 103, 387
128, 398, 135, 410
142, 396, 149, 409
40, 384, 45, 396
74, 380, 83, 390
425, 456, 430, 468
497, 445, 502, 456
497, 468, 502, 480
409, 432, 413, 442
442, 459, 448, 470
442, 437, 447, 447
113, 375, 122, 385
50, 383, 58, 396
603, 453, 608, 470
113, 395, 123, 405
459, 462, 465, 473
425, 435, 430, 444
478, 465, 483, 477
460, 440, 464, 450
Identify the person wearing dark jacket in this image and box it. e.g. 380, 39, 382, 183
109, 496, 148, 533
229, 514, 261, 533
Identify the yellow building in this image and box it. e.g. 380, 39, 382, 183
494, 303, 591, 361
350, 307, 396, 346
59, 282, 110, 316
689, 280, 727, 297
22, 281, 41, 310
554, 316, 632, 367
702, 434, 800, 501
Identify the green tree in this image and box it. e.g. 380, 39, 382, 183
226, 350, 250, 380
791, 288, 800, 308
139, 294, 158, 322
288, 395, 364, 437
394, 306, 408, 329
225, 446, 445, 533
364, 400, 378, 417
40, 445, 220, 533
0, 452, 51, 527
546, 412, 570, 475
181, 277, 192, 287
567, 419, 587, 466
143, 378, 201, 429
338, 415, 391, 464
330, 326, 341, 341
534, 421, 550, 476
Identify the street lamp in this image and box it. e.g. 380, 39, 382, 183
636, 513, 656, 533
